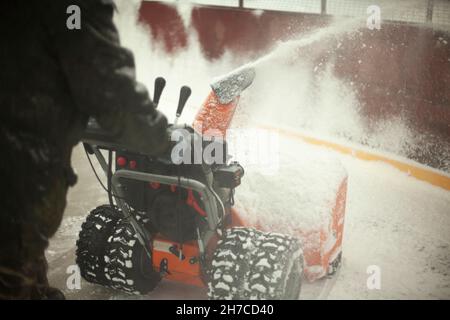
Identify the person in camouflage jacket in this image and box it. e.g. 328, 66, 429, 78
0, 0, 169, 299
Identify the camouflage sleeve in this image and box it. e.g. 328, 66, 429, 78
43, 0, 170, 155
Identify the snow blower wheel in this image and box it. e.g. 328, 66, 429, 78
76, 205, 122, 286
208, 227, 263, 299
208, 227, 304, 300
104, 221, 161, 294
248, 232, 303, 300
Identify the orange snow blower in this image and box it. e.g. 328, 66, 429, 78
76, 67, 346, 299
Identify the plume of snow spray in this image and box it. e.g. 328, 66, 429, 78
112, 1, 441, 169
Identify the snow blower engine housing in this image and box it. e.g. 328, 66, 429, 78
76, 76, 305, 299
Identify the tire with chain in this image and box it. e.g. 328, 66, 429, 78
208, 228, 304, 300
248, 232, 303, 300
76, 205, 122, 286
207, 227, 263, 299
104, 220, 161, 294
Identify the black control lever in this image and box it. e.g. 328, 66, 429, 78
174, 86, 191, 125
153, 77, 166, 107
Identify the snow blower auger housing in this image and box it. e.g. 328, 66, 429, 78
76, 77, 305, 299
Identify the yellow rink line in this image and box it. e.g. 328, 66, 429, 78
260, 125, 450, 191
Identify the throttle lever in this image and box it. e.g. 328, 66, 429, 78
153, 77, 166, 107
174, 86, 191, 125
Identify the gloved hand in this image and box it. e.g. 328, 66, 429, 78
96, 109, 170, 156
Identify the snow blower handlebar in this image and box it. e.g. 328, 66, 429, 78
111, 170, 220, 230
84, 141, 220, 258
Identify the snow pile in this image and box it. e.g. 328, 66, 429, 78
234, 132, 347, 242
